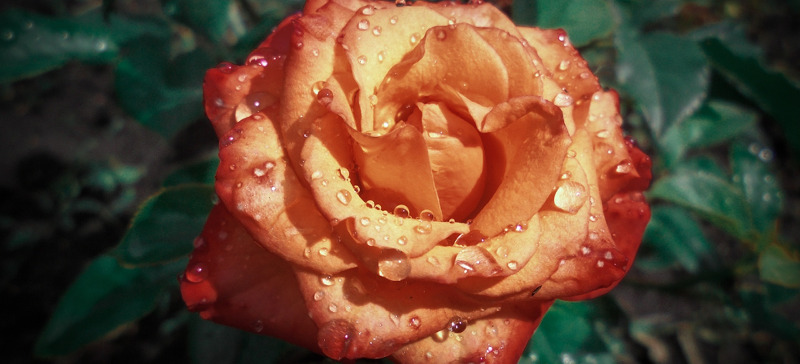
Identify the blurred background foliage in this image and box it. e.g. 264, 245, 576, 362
1, 0, 798, 363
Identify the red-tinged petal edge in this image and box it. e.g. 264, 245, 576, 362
179, 204, 320, 351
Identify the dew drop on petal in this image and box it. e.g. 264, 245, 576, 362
377, 249, 411, 281
185, 262, 208, 283
321, 275, 335, 286
554, 93, 574, 107
506, 261, 518, 270
336, 190, 352, 205
409, 316, 422, 329
357, 19, 370, 30
397, 236, 408, 245
314, 290, 325, 301
448, 317, 467, 333
394, 204, 410, 218
316, 88, 334, 105
553, 181, 587, 213
359, 217, 371, 226
357, 55, 367, 65
414, 221, 432, 234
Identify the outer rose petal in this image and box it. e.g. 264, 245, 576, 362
180, 205, 319, 351
391, 301, 553, 364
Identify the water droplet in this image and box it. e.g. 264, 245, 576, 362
95, 40, 108, 51
604, 251, 614, 260
217, 62, 234, 73
359, 217, 371, 226
758, 148, 774, 162
419, 210, 436, 221
448, 317, 467, 333
253, 319, 264, 332
553, 181, 587, 213
395, 0, 406, 8
595, 130, 610, 139
311, 170, 323, 180
589, 214, 597, 222
294, 41, 304, 49
560, 171, 571, 180
558, 60, 570, 70
2, 30, 14, 41
614, 159, 633, 174
409, 316, 421, 329
410, 32, 421, 45
316, 88, 334, 105
495, 246, 508, 258
377, 249, 411, 281
313, 290, 325, 301
329, 303, 338, 312
358, 19, 370, 30
414, 221, 432, 234
554, 93, 574, 107
390, 16, 398, 24
435, 29, 447, 40
357, 55, 367, 65
377, 51, 386, 63
397, 236, 408, 245
319, 247, 330, 256
336, 190, 351, 205
597, 260, 605, 268
185, 262, 208, 283
394, 205, 410, 218
567, 149, 577, 158
321, 275, 335, 286
506, 261, 518, 270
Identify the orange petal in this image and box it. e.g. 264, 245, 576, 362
301, 114, 469, 266
473, 96, 571, 237
339, 4, 450, 132
215, 112, 359, 274
180, 205, 319, 351
203, 15, 295, 138
391, 301, 553, 364
293, 267, 505, 360
420, 102, 486, 221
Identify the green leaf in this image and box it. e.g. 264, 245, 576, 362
649, 169, 752, 240
189, 318, 300, 364
113, 185, 216, 266
615, 30, 709, 137
661, 100, 757, 166
34, 256, 163, 357
530, 0, 614, 47
115, 37, 209, 138
0, 10, 118, 83
521, 301, 615, 364
163, 0, 232, 42
730, 141, 783, 236
639, 206, 717, 273
759, 244, 800, 288
695, 25, 800, 156
162, 154, 219, 187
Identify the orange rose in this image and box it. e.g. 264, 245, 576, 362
180, 0, 652, 362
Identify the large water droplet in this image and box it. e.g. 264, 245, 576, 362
336, 190, 352, 205
357, 19, 370, 30
185, 262, 208, 283
553, 181, 587, 213
394, 205, 410, 218
409, 316, 421, 329
377, 249, 411, 281
448, 316, 467, 333
317, 88, 334, 105
554, 93, 574, 107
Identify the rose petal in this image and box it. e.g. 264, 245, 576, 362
375, 24, 511, 128
391, 301, 553, 364
340, 4, 450, 132
180, 205, 319, 351
216, 113, 359, 274
473, 96, 571, 237
420, 102, 486, 221
301, 114, 470, 264
293, 267, 504, 360
204, 16, 295, 138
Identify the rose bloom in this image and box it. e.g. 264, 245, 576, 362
180, 0, 652, 362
